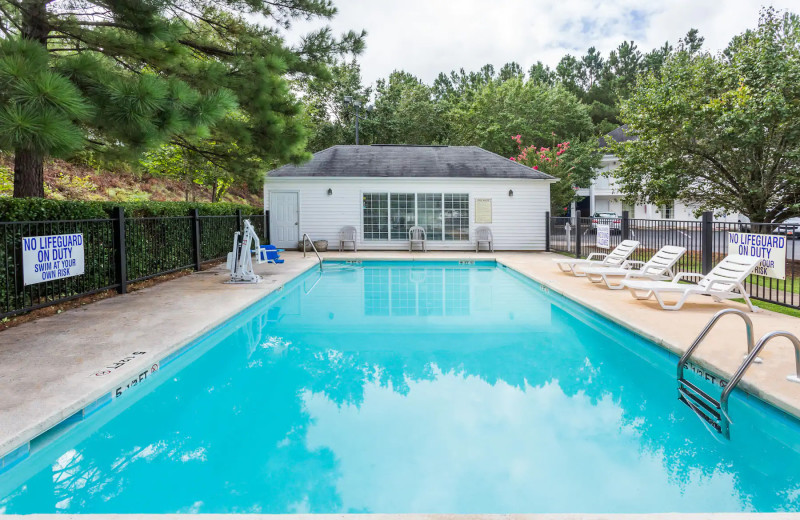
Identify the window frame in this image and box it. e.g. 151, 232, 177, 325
360, 190, 471, 242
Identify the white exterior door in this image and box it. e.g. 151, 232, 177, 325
270, 192, 299, 248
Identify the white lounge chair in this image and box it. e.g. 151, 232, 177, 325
554, 240, 639, 276
622, 254, 761, 311
339, 226, 357, 252
475, 226, 493, 252
582, 245, 687, 289
409, 226, 427, 252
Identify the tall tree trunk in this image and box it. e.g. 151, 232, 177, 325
13, 149, 45, 198
211, 179, 218, 203
14, 0, 49, 198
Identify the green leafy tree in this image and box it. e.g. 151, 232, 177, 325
0, 0, 364, 197
527, 61, 555, 85
450, 77, 596, 158
368, 71, 447, 145
140, 143, 243, 202
298, 59, 371, 151
611, 8, 800, 222
510, 134, 599, 215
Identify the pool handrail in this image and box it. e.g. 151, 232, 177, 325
677, 309, 755, 383
302, 233, 323, 272
720, 331, 800, 428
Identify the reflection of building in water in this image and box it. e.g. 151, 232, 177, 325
364, 267, 470, 317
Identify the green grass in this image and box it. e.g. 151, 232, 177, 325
732, 298, 800, 318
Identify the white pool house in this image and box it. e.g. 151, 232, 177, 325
264, 144, 556, 251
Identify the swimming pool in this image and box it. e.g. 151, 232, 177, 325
1, 260, 800, 513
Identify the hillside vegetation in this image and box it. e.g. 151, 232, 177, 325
0, 156, 262, 206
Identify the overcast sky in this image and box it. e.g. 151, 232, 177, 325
284, 1, 797, 87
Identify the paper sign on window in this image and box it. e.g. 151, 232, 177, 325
475, 198, 492, 223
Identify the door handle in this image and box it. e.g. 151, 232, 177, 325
294, 222, 298, 225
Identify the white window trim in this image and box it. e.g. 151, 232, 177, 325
360, 191, 471, 242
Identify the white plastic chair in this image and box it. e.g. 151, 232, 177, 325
622, 254, 761, 311
554, 240, 639, 276
581, 245, 687, 289
339, 226, 357, 252
409, 226, 427, 252
474, 226, 493, 252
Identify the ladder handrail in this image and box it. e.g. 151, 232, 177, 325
720, 331, 800, 421
302, 233, 323, 271
677, 309, 755, 381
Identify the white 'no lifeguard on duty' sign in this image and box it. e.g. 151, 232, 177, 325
21, 233, 85, 286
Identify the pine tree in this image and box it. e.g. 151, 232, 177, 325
0, 0, 364, 197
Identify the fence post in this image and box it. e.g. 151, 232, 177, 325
575, 210, 583, 259
622, 210, 630, 241
190, 209, 201, 271
701, 211, 714, 274
545, 211, 551, 252
236, 209, 243, 232
264, 209, 270, 244
112, 207, 127, 294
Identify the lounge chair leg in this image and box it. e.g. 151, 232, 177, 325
739, 290, 759, 312
628, 287, 654, 300
586, 273, 603, 283
604, 276, 624, 290
654, 291, 686, 311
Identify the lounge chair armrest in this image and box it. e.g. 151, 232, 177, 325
622, 260, 645, 269
705, 279, 739, 293
671, 272, 703, 283
585, 253, 607, 261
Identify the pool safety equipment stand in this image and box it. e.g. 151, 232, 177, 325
226, 219, 266, 284
678, 308, 800, 439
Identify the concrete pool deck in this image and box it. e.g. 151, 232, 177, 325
2, 250, 800, 516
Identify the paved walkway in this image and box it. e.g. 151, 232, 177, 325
2, 249, 800, 467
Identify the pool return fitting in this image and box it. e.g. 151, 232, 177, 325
678, 308, 800, 439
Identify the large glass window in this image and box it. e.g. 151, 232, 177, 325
417, 193, 443, 240
390, 193, 416, 239
444, 193, 469, 241
362, 192, 468, 241
363, 193, 388, 240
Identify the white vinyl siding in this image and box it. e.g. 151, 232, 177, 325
266, 177, 551, 250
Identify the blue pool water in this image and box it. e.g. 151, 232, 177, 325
2, 261, 800, 514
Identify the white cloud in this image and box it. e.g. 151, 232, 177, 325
302, 369, 745, 513
283, 0, 794, 87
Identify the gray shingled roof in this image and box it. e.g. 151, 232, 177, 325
267, 145, 556, 180
599, 125, 638, 148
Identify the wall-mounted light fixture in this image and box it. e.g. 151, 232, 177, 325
327, 188, 333, 196
508, 189, 514, 197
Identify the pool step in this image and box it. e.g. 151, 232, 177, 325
677, 377, 722, 434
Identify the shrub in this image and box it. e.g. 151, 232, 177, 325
0, 198, 262, 221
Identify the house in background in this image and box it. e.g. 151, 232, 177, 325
264, 144, 556, 251
575, 126, 742, 222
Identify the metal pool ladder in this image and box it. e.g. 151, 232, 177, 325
677, 308, 800, 439
302, 233, 323, 272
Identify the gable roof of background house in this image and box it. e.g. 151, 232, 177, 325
267, 144, 556, 180
599, 125, 638, 149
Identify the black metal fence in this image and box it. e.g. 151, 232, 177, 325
547, 210, 799, 309
1, 209, 269, 318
